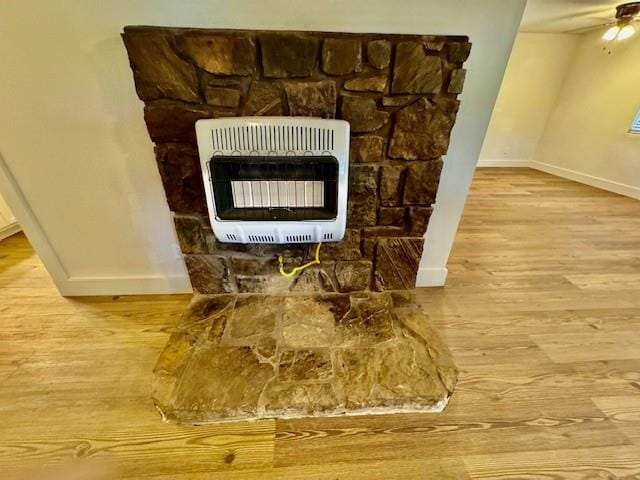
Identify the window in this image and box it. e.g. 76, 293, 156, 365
631, 110, 640, 134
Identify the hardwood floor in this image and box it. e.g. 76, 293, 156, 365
2, 168, 640, 479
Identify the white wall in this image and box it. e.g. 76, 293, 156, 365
478, 32, 579, 166
532, 30, 640, 199
0, 190, 20, 241
0, 0, 525, 295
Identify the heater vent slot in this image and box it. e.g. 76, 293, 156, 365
248, 234, 275, 243
286, 234, 313, 243
226, 233, 238, 241
211, 125, 335, 152
323, 233, 333, 241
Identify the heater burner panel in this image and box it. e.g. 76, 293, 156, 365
195, 117, 349, 244
209, 155, 338, 222
231, 181, 325, 208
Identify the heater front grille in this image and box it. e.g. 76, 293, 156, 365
209, 156, 338, 222
211, 125, 335, 152
195, 117, 350, 244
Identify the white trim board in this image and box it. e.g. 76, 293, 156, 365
0, 222, 21, 241
530, 160, 640, 201
477, 158, 531, 167
477, 159, 640, 201
416, 267, 448, 287
62, 274, 192, 297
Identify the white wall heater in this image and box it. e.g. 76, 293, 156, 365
195, 117, 350, 244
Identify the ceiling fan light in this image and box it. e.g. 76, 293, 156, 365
617, 24, 636, 40
602, 25, 621, 41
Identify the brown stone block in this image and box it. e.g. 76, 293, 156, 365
367, 40, 391, 69
144, 100, 217, 143
184, 255, 232, 294
280, 296, 340, 348
447, 41, 472, 63
235, 275, 292, 294
363, 238, 376, 258
341, 96, 389, 133
375, 337, 449, 405
425, 39, 446, 52
379, 164, 405, 207
289, 267, 336, 293
243, 81, 284, 116
278, 349, 333, 381
349, 135, 384, 163
169, 345, 274, 422
284, 81, 337, 118
388, 97, 458, 160
391, 42, 442, 94
363, 226, 406, 238
180, 295, 236, 336
408, 206, 433, 236
344, 75, 387, 93
122, 29, 199, 102
173, 214, 208, 254
374, 237, 424, 290
381, 95, 418, 107
320, 229, 362, 260
448, 68, 466, 94
230, 256, 279, 276
317, 294, 352, 323
154, 143, 207, 214
261, 382, 341, 417
260, 34, 319, 78
176, 33, 256, 75
335, 260, 372, 292
347, 165, 378, 227
204, 87, 241, 107
378, 207, 406, 227
403, 160, 442, 205
322, 38, 362, 75
227, 295, 281, 339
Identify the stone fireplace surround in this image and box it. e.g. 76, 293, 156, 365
122, 26, 469, 295
122, 26, 469, 423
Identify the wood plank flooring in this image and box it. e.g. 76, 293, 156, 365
1, 168, 640, 479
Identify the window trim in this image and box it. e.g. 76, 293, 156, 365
630, 110, 640, 134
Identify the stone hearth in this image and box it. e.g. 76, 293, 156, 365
153, 292, 457, 424
122, 27, 467, 424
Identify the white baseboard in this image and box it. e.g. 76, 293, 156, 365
0, 222, 21, 241
416, 267, 448, 287
60, 274, 192, 296
530, 160, 640, 200
477, 158, 531, 167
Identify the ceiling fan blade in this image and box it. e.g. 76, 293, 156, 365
565, 20, 615, 34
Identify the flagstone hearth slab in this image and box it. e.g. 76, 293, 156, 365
152, 292, 457, 424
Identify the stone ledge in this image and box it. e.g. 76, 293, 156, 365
152, 292, 457, 424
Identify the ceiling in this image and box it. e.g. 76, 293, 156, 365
520, 0, 623, 33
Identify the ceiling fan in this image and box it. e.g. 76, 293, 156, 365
600, 2, 640, 41
566, 2, 640, 40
